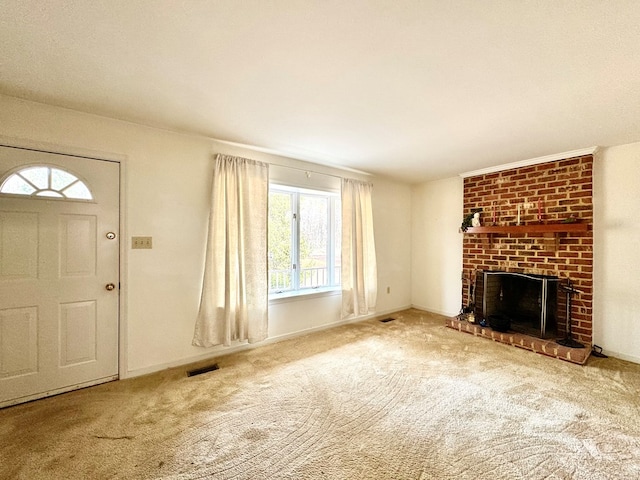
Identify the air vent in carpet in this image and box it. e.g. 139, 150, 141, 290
187, 363, 220, 377
379, 318, 395, 323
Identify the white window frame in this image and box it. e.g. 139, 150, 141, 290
0, 163, 94, 201
268, 184, 341, 300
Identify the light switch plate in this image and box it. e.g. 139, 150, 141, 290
132, 236, 152, 249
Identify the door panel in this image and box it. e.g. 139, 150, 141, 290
0, 212, 39, 278
59, 214, 97, 277
0, 306, 38, 378
59, 300, 97, 367
0, 145, 119, 407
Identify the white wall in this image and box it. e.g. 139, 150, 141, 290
594, 143, 640, 363
0, 94, 412, 377
410, 176, 463, 316
372, 176, 413, 313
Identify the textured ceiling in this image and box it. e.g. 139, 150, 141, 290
1, 1, 639, 183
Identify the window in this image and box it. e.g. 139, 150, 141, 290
268, 185, 341, 296
0, 165, 93, 200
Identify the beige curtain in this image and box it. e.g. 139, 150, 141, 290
341, 179, 377, 319
193, 154, 269, 347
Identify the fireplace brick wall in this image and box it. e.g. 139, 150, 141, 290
462, 155, 593, 345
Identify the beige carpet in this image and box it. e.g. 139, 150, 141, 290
2, 309, 640, 479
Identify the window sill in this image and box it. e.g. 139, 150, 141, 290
268, 287, 341, 305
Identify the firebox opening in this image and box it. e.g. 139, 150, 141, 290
475, 271, 559, 339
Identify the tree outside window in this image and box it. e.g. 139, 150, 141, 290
268, 186, 340, 295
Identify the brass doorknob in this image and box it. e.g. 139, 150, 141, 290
105, 283, 116, 291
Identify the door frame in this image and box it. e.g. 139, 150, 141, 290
0, 135, 128, 386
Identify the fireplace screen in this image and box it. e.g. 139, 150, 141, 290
474, 271, 559, 339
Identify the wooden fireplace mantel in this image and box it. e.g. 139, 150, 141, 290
463, 222, 588, 249
464, 223, 588, 235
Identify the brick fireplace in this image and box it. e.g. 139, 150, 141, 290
458, 154, 593, 355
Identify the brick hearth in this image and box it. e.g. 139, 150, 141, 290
446, 317, 590, 365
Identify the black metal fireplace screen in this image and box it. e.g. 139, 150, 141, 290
474, 271, 559, 339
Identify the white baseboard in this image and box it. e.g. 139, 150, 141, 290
410, 304, 458, 317
123, 342, 257, 378
265, 304, 413, 345
598, 349, 640, 365
124, 304, 413, 379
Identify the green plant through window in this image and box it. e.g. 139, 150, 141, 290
268, 185, 340, 294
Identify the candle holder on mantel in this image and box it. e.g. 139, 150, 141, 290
537, 198, 544, 224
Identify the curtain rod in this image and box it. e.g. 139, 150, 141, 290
213, 138, 371, 179
272, 163, 342, 180
270, 162, 370, 181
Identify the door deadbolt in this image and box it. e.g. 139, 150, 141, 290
106, 232, 116, 240
105, 283, 116, 291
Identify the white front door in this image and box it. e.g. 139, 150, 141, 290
0, 145, 119, 408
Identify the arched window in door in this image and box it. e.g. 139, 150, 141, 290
0, 165, 93, 200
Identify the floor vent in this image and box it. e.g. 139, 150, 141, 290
379, 318, 395, 323
187, 363, 220, 377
